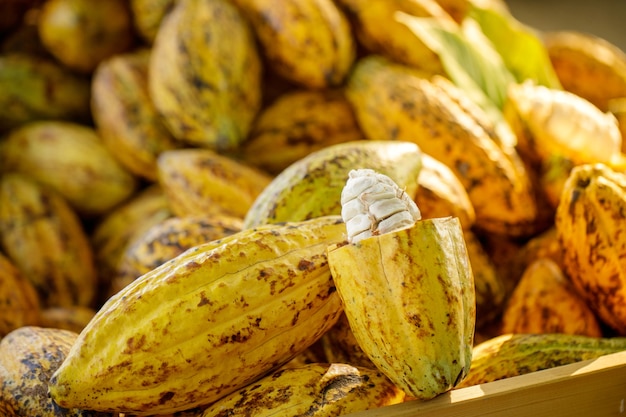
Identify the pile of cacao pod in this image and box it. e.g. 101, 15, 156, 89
2, 0, 626, 415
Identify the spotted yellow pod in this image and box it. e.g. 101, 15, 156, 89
544, 30, 626, 112
0, 53, 91, 132
149, 0, 262, 150
0, 326, 113, 417
414, 153, 476, 230
555, 163, 626, 335
0, 173, 97, 308
504, 79, 623, 168
346, 56, 539, 237
90, 185, 172, 299
334, 0, 454, 74
457, 333, 626, 388
49, 215, 347, 415
130, 0, 176, 44
38, 0, 135, 74
157, 148, 273, 219
91, 48, 179, 181
243, 140, 423, 229
501, 258, 603, 337
0, 252, 41, 337
0, 120, 138, 217
112, 214, 243, 293
233, 0, 355, 89
198, 362, 405, 417
240, 88, 365, 175
327, 169, 475, 400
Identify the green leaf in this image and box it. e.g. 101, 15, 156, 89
395, 12, 514, 111
469, 5, 562, 89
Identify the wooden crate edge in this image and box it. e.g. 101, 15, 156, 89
346, 350, 626, 417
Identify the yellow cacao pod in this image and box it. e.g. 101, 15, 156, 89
0, 120, 138, 216
149, 0, 262, 150
49, 216, 347, 415
90, 185, 172, 299
38, 0, 135, 74
346, 56, 539, 237
91, 48, 180, 181
129, 0, 176, 44
457, 333, 626, 388
328, 216, 475, 400
0, 173, 97, 308
39, 306, 97, 334
0, 326, 113, 417
501, 258, 603, 337
463, 229, 507, 330
112, 214, 243, 293
240, 88, 365, 175
0, 252, 41, 337
198, 363, 405, 417
318, 312, 376, 369
334, 0, 451, 74
157, 148, 273, 219
415, 153, 476, 230
504, 80, 623, 168
544, 30, 626, 112
243, 140, 423, 229
555, 163, 626, 335
233, 0, 355, 88
0, 53, 91, 132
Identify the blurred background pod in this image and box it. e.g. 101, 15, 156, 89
0, 120, 138, 217
91, 48, 180, 182
0, 173, 97, 309
148, 0, 262, 151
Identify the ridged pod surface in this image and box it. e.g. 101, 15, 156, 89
149, 0, 262, 150
0, 120, 137, 216
243, 140, 423, 229
157, 148, 273, 219
240, 89, 365, 175
91, 48, 179, 181
346, 56, 539, 237
544, 30, 626, 112
0, 252, 41, 337
0, 173, 96, 308
112, 214, 243, 293
334, 0, 451, 74
555, 163, 626, 335
501, 258, 603, 337
0, 326, 113, 417
457, 333, 626, 388
49, 216, 347, 415
328, 216, 475, 400
0, 53, 91, 132
232, 0, 355, 89
199, 363, 404, 417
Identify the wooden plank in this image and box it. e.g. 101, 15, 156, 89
347, 350, 626, 417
